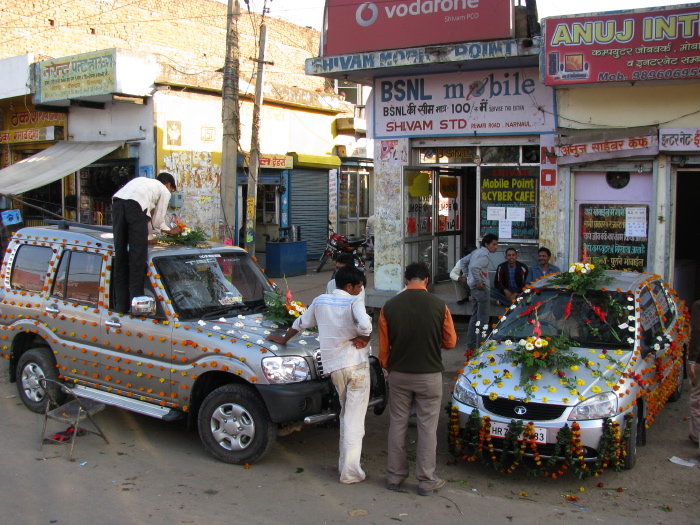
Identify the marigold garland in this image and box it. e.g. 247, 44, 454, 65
447, 405, 637, 478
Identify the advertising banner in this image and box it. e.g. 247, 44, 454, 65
543, 5, 700, 85
579, 204, 648, 271
374, 68, 555, 138
35, 49, 116, 102
659, 128, 700, 151
323, 0, 513, 56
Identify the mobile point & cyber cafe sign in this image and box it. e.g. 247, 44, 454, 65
323, 0, 513, 56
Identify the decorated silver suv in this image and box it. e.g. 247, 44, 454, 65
1, 223, 386, 464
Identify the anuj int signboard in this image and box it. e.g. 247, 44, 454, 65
374, 68, 556, 138
543, 4, 700, 85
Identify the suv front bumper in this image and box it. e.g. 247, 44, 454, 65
257, 379, 334, 423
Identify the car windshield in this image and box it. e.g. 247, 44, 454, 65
496, 289, 633, 348
154, 251, 275, 320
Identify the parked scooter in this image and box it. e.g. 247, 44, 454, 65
316, 221, 366, 272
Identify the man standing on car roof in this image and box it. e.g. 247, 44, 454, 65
112, 172, 181, 314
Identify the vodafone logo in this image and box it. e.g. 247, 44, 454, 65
356, 2, 379, 27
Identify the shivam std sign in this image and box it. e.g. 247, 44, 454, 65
373, 68, 556, 138
543, 4, 700, 85
322, 0, 513, 56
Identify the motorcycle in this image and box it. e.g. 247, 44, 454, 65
316, 221, 366, 272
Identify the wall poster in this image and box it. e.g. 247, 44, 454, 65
579, 204, 648, 271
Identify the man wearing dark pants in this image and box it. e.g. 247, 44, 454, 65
379, 262, 457, 496
112, 172, 181, 314
466, 233, 498, 350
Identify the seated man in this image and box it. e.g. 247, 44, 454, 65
490, 247, 528, 306
526, 247, 561, 284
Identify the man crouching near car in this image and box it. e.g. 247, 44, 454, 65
267, 265, 372, 483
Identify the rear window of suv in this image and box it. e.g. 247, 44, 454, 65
52, 251, 103, 305
10, 245, 52, 293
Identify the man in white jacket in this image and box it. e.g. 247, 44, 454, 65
450, 246, 475, 305
466, 234, 498, 350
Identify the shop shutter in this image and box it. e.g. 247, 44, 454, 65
289, 169, 329, 259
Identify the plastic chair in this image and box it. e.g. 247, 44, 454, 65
38, 378, 110, 460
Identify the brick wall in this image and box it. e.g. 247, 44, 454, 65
0, 0, 333, 98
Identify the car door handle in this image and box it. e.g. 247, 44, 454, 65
45, 305, 60, 314
105, 318, 122, 328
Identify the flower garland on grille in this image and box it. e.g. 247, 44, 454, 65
446, 405, 633, 478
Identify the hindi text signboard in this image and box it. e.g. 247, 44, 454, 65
543, 5, 700, 85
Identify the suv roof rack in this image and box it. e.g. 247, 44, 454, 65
44, 220, 113, 233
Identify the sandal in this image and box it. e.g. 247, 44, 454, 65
44, 432, 71, 444
64, 426, 88, 437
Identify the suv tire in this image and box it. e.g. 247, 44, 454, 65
198, 384, 278, 464
16, 347, 64, 413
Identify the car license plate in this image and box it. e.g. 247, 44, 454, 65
489, 421, 547, 444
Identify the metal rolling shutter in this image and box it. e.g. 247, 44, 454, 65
289, 169, 329, 259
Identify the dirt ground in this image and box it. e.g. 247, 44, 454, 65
1, 324, 699, 525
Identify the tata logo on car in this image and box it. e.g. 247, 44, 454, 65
514, 406, 527, 415
355, 0, 481, 27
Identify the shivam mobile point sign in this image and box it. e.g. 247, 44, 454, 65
543, 5, 700, 85
374, 68, 555, 138
323, 0, 513, 56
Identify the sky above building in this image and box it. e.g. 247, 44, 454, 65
243, 0, 688, 30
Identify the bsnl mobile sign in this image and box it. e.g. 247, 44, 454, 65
374, 68, 556, 138
323, 0, 513, 56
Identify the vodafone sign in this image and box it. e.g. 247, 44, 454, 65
323, 0, 513, 56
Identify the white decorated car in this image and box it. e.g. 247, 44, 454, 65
450, 267, 689, 474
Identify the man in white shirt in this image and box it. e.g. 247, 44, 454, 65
112, 172, 181, 314
267, 265, 372, 484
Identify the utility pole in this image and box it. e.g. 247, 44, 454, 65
221, 0, 240, 243
245, 22, 271, 256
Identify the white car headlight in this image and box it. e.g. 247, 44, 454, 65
453, 375, 479, 407
261, 356, 310, 383
568, 391, 618, 420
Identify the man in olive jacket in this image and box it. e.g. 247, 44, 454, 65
379, 262, 457, 496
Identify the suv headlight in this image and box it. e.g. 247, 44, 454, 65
261, 356, 310, 383
568, 391, 617, 420
453, 375, 479, 407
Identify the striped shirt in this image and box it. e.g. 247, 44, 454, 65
292, 289, 372, 374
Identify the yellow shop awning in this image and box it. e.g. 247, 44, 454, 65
288, 152, 341, 169
0, 140, 125, 195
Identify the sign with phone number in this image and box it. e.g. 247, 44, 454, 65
543, 5, 700, 86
